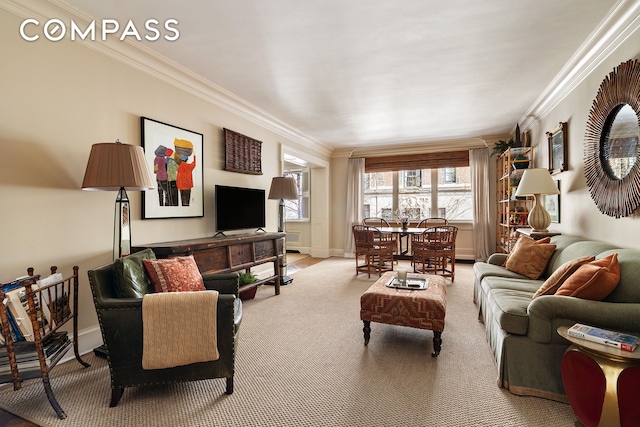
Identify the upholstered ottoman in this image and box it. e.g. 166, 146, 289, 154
360, 271, 447, 357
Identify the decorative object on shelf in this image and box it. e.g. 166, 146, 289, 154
82, 139, 155, 260
223, 128, 263, 175
515, 168, 560, 232
268, 176, 299, 285
544, 180, 560, 223
490, 138, 514, 157
512, 154, 530, 170
547, 122, 568, 174
141, 117, 204, 219
585, 59, 640, 218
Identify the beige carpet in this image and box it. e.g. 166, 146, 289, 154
0, 258, 576, 426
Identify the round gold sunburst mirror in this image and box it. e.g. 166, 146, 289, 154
584, 59, 640, 218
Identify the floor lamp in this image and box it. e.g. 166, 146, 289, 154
82, 140, 155, 356
268, 176, 299, 285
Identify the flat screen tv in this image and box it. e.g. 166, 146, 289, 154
215, 185, 266, 233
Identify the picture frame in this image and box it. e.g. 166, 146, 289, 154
544, 180, 560, 223
141, 117, 204, 219
547, 121, 568, 174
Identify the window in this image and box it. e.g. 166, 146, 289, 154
364, 167, 472, 221
284, 169, 309, 221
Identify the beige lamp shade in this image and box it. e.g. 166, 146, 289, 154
268, 176, 298, 200
515, 168, 559, 232
82, 141, 155, 191
514, 168, 559, 197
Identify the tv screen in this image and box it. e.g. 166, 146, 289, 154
215, 185, 266, 232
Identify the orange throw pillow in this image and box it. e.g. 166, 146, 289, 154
143, 256, 205, 293
555, 253, 620, 300
533, 256, 595, 298
504, 236, 556, 279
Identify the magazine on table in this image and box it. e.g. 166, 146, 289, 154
567, 323, 638, 352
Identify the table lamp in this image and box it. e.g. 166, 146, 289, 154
515, 168, 560, 232
268, 176, 299, 285
82, 140, 155, 260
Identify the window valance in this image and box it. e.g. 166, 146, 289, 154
363, 150, 469, 172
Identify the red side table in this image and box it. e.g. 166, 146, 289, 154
558, 326, 640, 427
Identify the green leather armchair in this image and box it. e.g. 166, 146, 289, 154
87, 254, 242, 407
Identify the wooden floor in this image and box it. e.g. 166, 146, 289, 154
0, 253, 323, 427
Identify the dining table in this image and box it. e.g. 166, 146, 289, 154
377, 227, 426, 259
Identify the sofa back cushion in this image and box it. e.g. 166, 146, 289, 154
546, 240, 617, 277
600, 249, 640, 303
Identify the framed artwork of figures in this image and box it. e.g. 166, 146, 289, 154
141, 117, 204, 219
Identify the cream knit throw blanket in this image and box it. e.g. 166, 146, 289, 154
142, 290, 219, 370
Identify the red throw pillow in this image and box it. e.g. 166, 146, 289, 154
142, 256, 205, 293
554, 253, 620, 300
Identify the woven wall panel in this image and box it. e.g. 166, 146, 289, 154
364, 150, 469, 172
224, 128, 263, 175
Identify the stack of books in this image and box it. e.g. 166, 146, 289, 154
567, 323, 638, 352
0, 331, 70, 380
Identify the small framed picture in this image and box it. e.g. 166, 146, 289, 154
141, 117, 204, 219
547, 122, 568, 174
544, 181, 560, 223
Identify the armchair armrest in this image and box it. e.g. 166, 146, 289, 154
203, 273, 239, 296
527, 295, 640, 344
487, 253, 508, 266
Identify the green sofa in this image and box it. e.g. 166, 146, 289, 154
87, 249, 242, 407
473, 235, 640, 402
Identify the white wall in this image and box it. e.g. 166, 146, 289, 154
524, 29, 640, 248
0, 5, 330, 342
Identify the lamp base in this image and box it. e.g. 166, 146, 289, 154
281, 275, 293, 285
528, 194, 551, 233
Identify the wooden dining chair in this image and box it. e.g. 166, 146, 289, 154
416, 218, 449, 228
362, 217, 391, 227
411, 226, 458, 281
352, 225, 395, 278
362, 217, 398, 261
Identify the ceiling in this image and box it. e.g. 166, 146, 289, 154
61, 0, 618, 150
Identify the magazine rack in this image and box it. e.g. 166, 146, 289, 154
0, 266, 90, 419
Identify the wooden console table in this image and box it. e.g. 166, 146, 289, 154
132, 232, 285, 295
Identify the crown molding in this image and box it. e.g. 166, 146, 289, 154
1, 0, 333, 159
519, 0, 640, 130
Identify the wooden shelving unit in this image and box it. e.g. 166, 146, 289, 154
0, 266, 89, 419
496, 147, 534, 253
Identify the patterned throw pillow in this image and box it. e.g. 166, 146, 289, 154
555, 253, 620, 300
502, 236, 551, 267
142, 256, 205, 293
504, 236, 556, 280
533, 256, 596, 299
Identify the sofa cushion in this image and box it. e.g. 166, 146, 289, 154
143, 256, 206, 293
533, 256, 595, 299
114, 248, 156, 298
600, 249, 640, 303
502, 236, 550, 266
487, 288, 533, 335
555, 253, 620, 300
504, 237, 556, 280
547, 240, 617, 276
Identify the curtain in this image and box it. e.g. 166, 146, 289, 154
343, 157, 365, 257
470, 148, 493, 261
